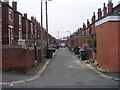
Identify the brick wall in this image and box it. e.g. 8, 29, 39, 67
2, 4, 9, 45
36, 48, 42, 63
68, 37, 90, 47
118, 20, 120, 72
73, 38, 90, 47
96, 21, 120, 72
2, 45, 35, 71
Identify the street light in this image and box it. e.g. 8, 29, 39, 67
45, 0, 52, 49
41, 0, 44, 60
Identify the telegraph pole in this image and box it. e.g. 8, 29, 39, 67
45, 0, 48, 48
41, 0, 44, 60
45, 0, 52, 48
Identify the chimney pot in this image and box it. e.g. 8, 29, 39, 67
24, 13, 27, 19
103, 3, 107, 16
107, 0, 113, 13
98, 8, 102, 19
91, 12, 96, 23
87, 19, 90, 27
83, 23, 86, 29
31, 16, 34, 20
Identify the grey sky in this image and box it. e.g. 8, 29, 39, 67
4, 0, 120, 38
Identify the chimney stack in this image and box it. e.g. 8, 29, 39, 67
103, 3, 107, 16
83, 23, 86, 29
12, 1, 17, 11
107, 0, 113, 13
34, 17, 37, 24
24, 13, 27, 19
91, 12, 96, 23
4, 0, 9, 4
31, 16, 34, 21
87, 19, 90, 27
97, 8, 102, 19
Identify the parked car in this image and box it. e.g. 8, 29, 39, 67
60, 43, 65, 48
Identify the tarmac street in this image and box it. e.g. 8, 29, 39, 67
2, 48, 119, 88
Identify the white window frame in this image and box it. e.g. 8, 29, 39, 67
19, 15, 21, 25
26, 20, 28, 40
18, 28, 22, 40
9, 9, 12, 21
8, 26, 13, 44
31, 23, 33, 35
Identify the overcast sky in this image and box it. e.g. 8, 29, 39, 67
4, 0, 120, 38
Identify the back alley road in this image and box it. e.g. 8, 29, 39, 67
3, 48, 119, 88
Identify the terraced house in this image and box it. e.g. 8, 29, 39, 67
12, 1, 23, 45
68, 0, 120, 72
2, 0, 14, 45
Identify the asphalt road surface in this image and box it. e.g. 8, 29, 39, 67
3, 48, 119, 88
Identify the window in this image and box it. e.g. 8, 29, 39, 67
26, 21, 28, 39
8, 27, 13, 44
0, 26, 1, 43
31, 23, 33, 34
19, 15, 21, 25
19, 28, 22, 40
9, 9, 12, 21
0, 6, 2, 20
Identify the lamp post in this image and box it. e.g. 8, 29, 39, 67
41, 0, 52, 59
45, 0, 52, 49
41, 0, 43, 60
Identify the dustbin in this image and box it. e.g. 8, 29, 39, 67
74, 47, 79, 55
80, 51, 86, 60
46, 48, 54, 59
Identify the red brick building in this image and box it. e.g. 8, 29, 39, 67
95, 1, 120, 72
27, 19, 32, 40
91, 12, 96, 35
68, 0, 120, 72
12, 2, 22, 44
1, 0, 56, 71
96, 15, 120, 72
0, 0, 2, 68
22, 14, 28, 40
0, 0, 2, 45
2, 1, 14, 45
